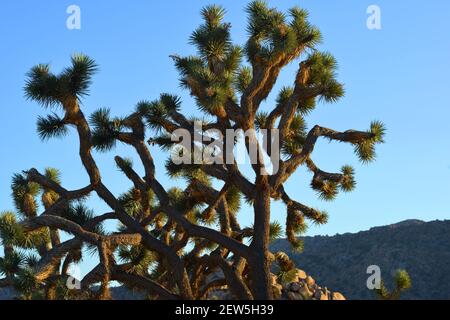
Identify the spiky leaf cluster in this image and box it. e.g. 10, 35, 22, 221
275, 251, 295, 272
118, 245, 156, 276
90, 108, 125, 152
37, 113, 68, 141
354, 121, 386, 164
117, 189, 143, 218
61, 203, 104, 235
376, 269, 412, 300
303, 52, 344, 103
245, 1, 321, 64
0, 212, 49, 249
225, 185, 242, 214
0, 251, 23, 277
309, 165, 356, 201
172, 5, 243, 115
41, 168, 61, 209
13, 267, 40, 299
11, 173, 39, 218
285, 208, 306, 252
269, 221, 283, 242
25, 54, 98, 108
282, 115, 307, 156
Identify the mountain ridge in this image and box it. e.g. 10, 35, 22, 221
271, 219, 450, 299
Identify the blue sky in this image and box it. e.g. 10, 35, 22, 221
0, 0, 449, 259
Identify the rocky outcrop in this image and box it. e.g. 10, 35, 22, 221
206, 267, 346, 300
271, 269, 345, 300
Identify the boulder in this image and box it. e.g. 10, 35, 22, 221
295, 269, 307, 281
314, 290, 329, 300
332, 292, 346, 300
298, 284, 313, 300
272, 284, 283, 299
287, 291, 304, 300
270, 273, 278, 285
305, 276, 315, 287
289, 282, 302, 292
277, 269, 346, 301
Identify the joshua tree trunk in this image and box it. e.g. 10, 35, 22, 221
98, 240, 112, 300
249, 176, 273, 300
45, 280, 58, 300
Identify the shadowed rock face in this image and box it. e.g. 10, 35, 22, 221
0, 287, 16, 300
271, 219, 450, 300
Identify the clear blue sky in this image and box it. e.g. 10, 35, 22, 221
1, 0, 449, 253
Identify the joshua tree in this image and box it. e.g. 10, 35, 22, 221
0, 2, 384, 300
376, 269, 412, 300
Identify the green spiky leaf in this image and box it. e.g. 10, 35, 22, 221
36, 113, 68, 141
